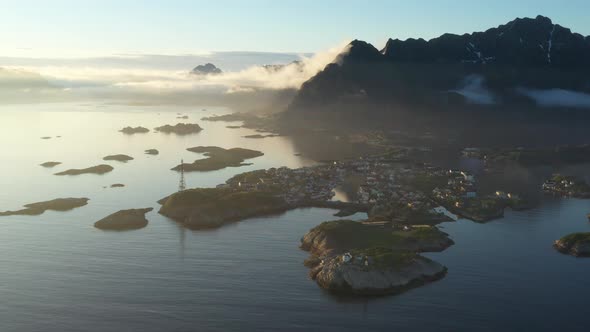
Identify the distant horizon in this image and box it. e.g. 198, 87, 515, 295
1, 0, 589, 58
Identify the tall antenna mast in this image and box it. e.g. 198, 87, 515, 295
178, 159, 186, 192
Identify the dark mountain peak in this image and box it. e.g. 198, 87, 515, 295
334, 39, 384, 64
381, 15, 589, 67
290, 16, 590, 112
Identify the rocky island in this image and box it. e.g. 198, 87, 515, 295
94, 208, 153, 231
243, 134, 279, 139
554, 233, 590, 257
120, 126, 149, 134
55, 164, 114, 176
40, 161, 61, 168
103, 154, 134, 162
172, 146, 263, 172
0, 198, 89, 216
154, 123, 203, 135
300, 220, 453, 295
145, 149, 159, 155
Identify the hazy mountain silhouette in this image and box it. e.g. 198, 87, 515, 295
190, 63, 222, 75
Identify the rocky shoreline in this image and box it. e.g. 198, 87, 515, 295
300, 220, 454, 296
554, 233, 590, 257
307, 254, 447, 296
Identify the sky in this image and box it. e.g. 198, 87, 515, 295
1, 0, 589, 58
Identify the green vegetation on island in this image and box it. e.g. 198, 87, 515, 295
94, 208, 153, 231
55, 164, 114, 176
0, 198, 89, 216
301, 220, 453, 255
172, 146, 263, 172
158, 188, 288, 229
554, 232, 590, 257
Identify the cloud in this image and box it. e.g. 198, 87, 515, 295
452, 74, 496, 105
516, 88, 590, 108
1, 42, 348, 97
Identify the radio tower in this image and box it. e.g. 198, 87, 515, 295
178, 159, 186, 192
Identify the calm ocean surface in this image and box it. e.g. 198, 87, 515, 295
0, 103, 589, 332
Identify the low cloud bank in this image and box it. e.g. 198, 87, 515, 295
516, 88, 590, 108
452, 75, 496, 105
0, 42, 348, 104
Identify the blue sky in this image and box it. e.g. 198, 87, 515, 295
1, 0, 589, 57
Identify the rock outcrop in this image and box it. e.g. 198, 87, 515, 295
310, 254, 447, 295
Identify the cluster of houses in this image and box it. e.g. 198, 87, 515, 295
341, 252, 373, 267
221, 153, 527, 221
433, 170, 477, 202
224, 165, 342, 204
542, 174, 590, 197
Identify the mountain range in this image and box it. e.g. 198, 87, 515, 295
289, 15, 590, 111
